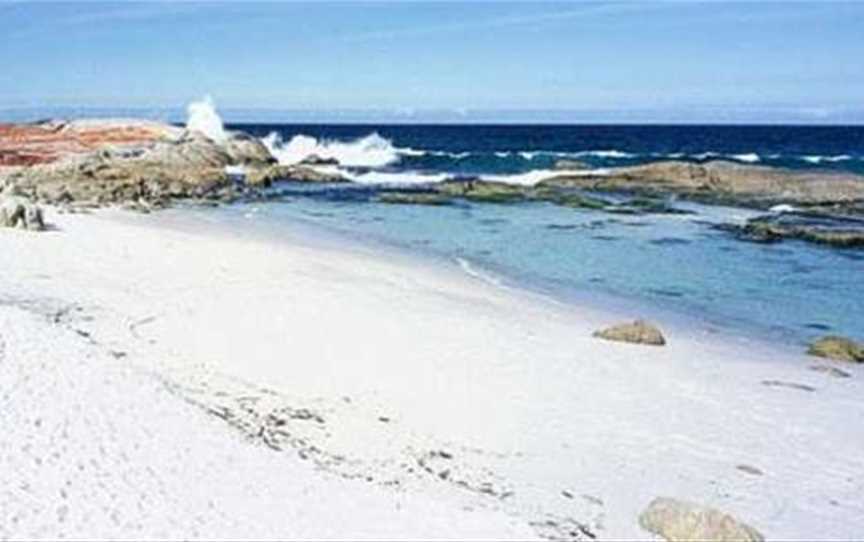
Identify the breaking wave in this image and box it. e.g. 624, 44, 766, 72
481, 168, 608, 186
186, 95, 227, 144
800, 154, 852, 164
262, 132, 401, 168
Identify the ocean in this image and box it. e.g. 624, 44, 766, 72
218, 123, 864, 346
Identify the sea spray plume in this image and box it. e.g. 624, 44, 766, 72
186, 95, 227, 144
262, 132, 400, 167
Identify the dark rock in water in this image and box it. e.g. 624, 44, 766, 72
648, 288, 685, 298
639, 497, 764, 542
649, 237, 693, 246
298, 154, 339, 166
807, 336, 864, 363
377, 192, 452, 206
593, 320, 666, 346
715, 212, 864, 248
607, 197, 693, 216
438, 178, 527, 203
534, 188, 610, 210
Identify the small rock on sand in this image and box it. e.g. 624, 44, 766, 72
736, 464, 763, 476
639, 497, 764, 541
0, 195, 45, 231
807, 336, 864, 363
593, 320, 666, 346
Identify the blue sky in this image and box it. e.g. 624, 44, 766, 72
0, 1, 862, 123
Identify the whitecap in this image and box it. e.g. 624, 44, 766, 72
339, 169, 450, 185
801, 154, 852, 164
482, 168, 609, 186
769, 204, 797, 214
730, 153, 761, 163
573, 149, 636, 159
262, 132, 400, 168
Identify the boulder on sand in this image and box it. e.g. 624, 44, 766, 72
593, 319, 666, 346
639, 497, 764, 542
0, 195, 45, 231
807, 336, 864, 363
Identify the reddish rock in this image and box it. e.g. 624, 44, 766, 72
0, 120, 181, 166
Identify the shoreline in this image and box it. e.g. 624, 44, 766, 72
3, 205, 863, 539
158, 199, 825, 356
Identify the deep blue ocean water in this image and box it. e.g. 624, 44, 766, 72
219, 124, 864, 346
235, 123, 864, 175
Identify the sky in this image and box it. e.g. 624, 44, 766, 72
0, 1, 862, 123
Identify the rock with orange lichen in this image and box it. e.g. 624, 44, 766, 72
0, 119, 276, 208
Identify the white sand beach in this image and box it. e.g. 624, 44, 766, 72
2, 208, 862, 540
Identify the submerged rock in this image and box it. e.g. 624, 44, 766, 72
732, 213, 864, 248
593, 320, 666, 346
807, 336, 864, 363
437, 178, 528, 203
377, 191, 452, 205
0, 195, 45, 231
606, 197, 694, 215
639, 497, 764, 542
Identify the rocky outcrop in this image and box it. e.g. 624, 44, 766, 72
0, 195, 45, 231
245, 164, 349, 186
639, 497, 764, 542
593, 320, 666, 346
0, 119, 281, 209
807, 336, 864, 363
539, 160, 864, 209
718, 212, 864, 248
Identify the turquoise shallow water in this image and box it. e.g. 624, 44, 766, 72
195, 184, 864, 348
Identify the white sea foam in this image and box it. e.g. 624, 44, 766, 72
731, 153, 761, 163
343, 170, 451, 185
262, 132, 401, 167
482, 168, 608, 186
769, 204, 798, 214
186, 95, 228, 144
455, 257, 508, 290
395, 146, 427, 157
801, 154, 852, 164
573, 149, 636, 159
224, 164, 246, 177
